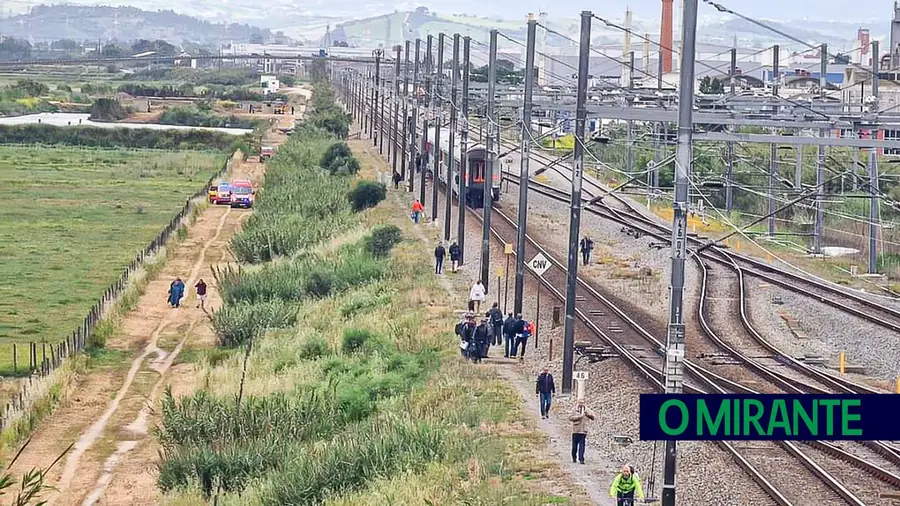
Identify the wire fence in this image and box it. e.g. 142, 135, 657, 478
0, 155, 231, 431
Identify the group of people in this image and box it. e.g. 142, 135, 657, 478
434, 242, 462, 274
535, 367, 645, 505
167, 278, 208, 310
454, 301, 534, 362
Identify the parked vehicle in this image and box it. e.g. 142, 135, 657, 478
261, 146, 275, 160
230, 180, 254, 208
214, 183, 232, 205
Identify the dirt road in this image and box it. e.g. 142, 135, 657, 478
4, 112, 298, 505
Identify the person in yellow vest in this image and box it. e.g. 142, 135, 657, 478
609, 464, 645, 506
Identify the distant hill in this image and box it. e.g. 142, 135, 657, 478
0, 5, 274, 45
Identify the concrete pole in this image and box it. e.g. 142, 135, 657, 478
814, 44, 828, 254
433, 33, 445, 220
401, 41, 410, 184
409, 40, 421, 195
768, 143, 777, 237
772, 44, 780, 97
626, 51, 635, 176
379, 77, 386, 155
514, 14, 537, 316
561, 11, 592, 395
662, 1, 699, 504
373, 50, 382, 148
794, 146, 803, 190
729, 48, 736, 95
870, 39, 880, 274
393, 45, 401, 173
458, 37, 471, 264
726, 141, 734, 213
726, 47, 736, 212
480, 29, 498, 291
421, 37, 431, 208
446, 34, 459, 243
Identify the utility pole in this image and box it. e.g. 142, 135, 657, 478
401, 41, 411, 185
480, 29, 498, 289
726, 47, 736, 213
446, 34, 459, 243
514, 14, 537, 316
373, 50, 383, 148
561, 11, 592, 395
409, 39, 421, 195
662, 1, 698, 505
769, 44, 780, 237
379, 77, 386, 155
393, 45, 401, 173
421, 37, 431, 207
869, 39, 880, 275
433, 33, 445, 220
768, 143, 777, 236
458, 37, 471, 264
814, 43, 828, 254
626, 51, 635, 176
794, 146, 803, 190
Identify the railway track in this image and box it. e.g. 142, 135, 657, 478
368, 105, 900, 503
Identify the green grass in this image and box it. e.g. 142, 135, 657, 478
0, 146, 223, 374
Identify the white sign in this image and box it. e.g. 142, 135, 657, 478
573, 371, 589, 381
528, 252, 551, 276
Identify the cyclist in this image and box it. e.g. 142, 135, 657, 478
609, 464, 645, 506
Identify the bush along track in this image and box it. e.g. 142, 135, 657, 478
156, 87, 572, 505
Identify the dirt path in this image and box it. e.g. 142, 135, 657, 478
4, 111, 298, 505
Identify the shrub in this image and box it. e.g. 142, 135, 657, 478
341, 328, 373, 354
320, 142, 360, 175
304, 270, 334, 298
159, 106, 258, 129
211, 300, 297, 347
364, 225, 402, 258
56, 83, 72, 92
88, 98, 130, 121
299, 334, 331, 359
0, 124, 246, 151
347, 181, 386, 212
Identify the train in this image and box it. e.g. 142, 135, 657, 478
423, 126, 501, 209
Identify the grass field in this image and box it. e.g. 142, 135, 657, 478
0, 145, 224, 375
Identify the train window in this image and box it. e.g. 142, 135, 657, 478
472, 161, 485, 182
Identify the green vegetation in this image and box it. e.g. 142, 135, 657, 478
321, 141, 360, 175
125, 68, 261, 87
89, 97, 130, 121
0, 124, 254, 152
228, 126, 357, 263
307, 82, 351, 138
0, 146, 223, 374
0, 79, 58, 117
347, 180, 387, 212
157, 80, 572, 506
159, 106, 258, 130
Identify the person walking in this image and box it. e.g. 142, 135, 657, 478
487, 303, 504, 346
434, 243, 446, 274
392, 170, 402, 190
513, 317, 532, 359
580, 237, 594, 266
195, 279, 208, 310
411, 199, 425, 224
468, 280, 486, 313
457, 312, 476, 358
448, 242, 461, 272
569, 400, 595, 464
168, 278, 185, 308
502, 313, 517, 358
536, 366, 556, 419
473, 317, 490, 362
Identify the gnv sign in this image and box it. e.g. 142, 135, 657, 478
528, 252, 551, 276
